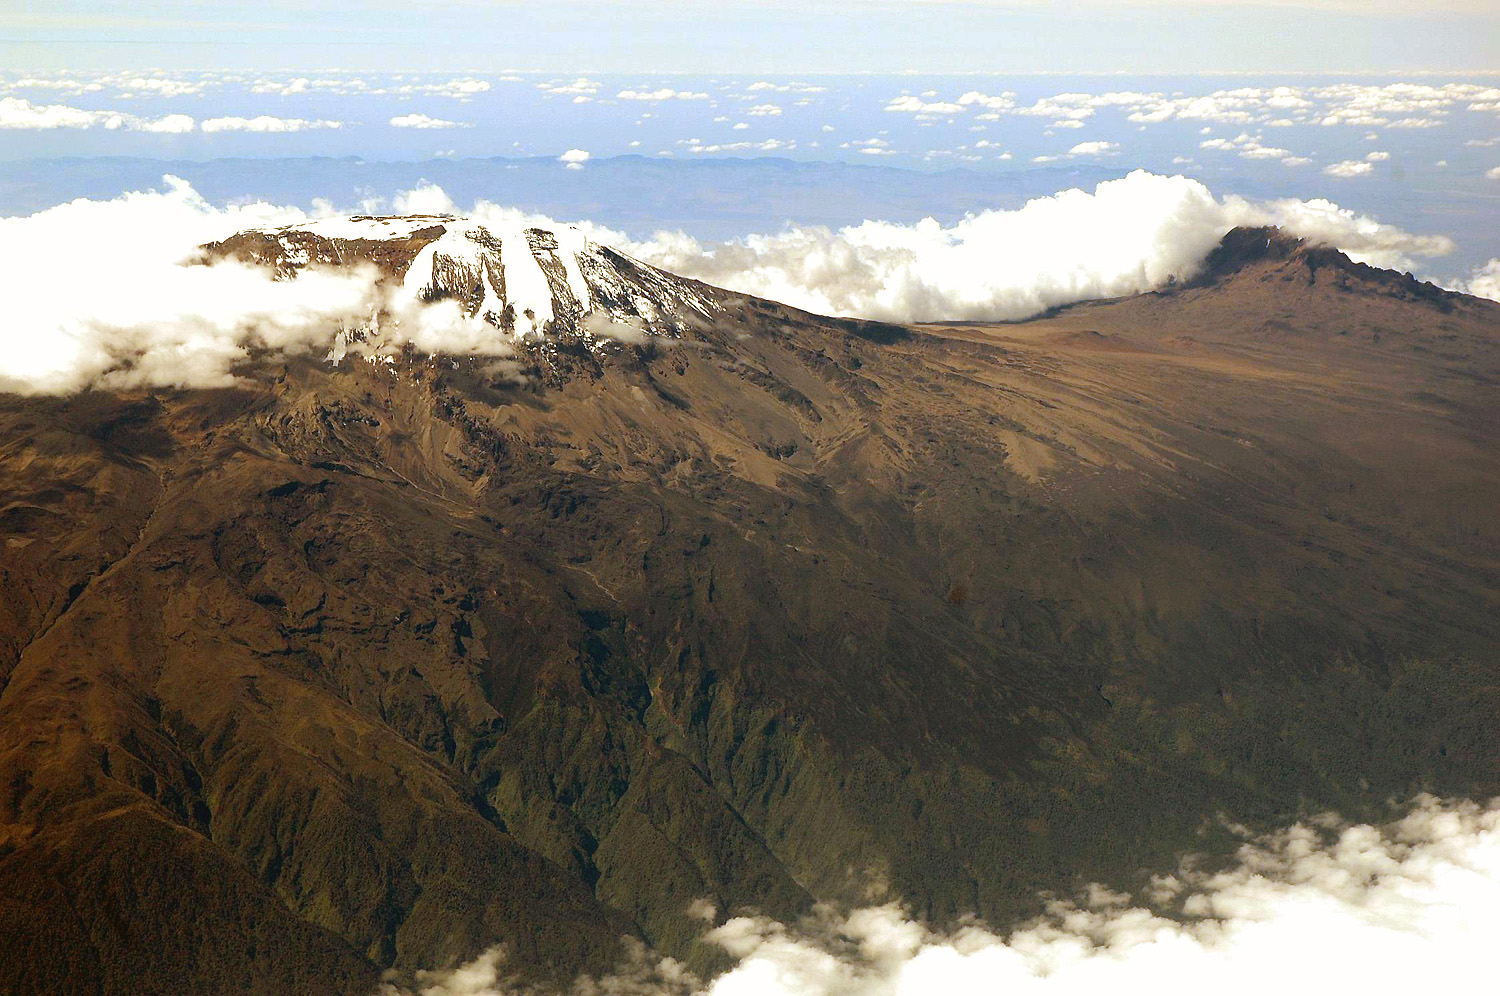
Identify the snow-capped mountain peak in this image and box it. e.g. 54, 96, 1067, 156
206, 215, 721, 349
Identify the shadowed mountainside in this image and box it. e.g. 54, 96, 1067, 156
1, 227, 1498, 994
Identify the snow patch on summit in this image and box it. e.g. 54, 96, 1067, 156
240, 214, 722, 355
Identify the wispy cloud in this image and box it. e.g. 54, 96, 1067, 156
885, 95, 966, 115
1199, 131, 1305, 165
538, 77, 602, 102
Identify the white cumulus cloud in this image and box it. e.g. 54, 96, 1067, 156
1199, 131, 1302, 161
538, 77, 601, 98
624, 170, 1454, 323
1067, 140, 1118, 156
0, 96, 190, 132
0, 179, 552, 396
389, 795, 1500, 996
389, 113, 467, 129
112, 75, 208, 98
1323, 159, 1375, 178
678, 138, 796, 154
133, 113, 196, 134
421, 77, 492, 100
957, 90, 1018, 111
1456, 258, 1500, 300
617, 88, 710, 101
885, 95, 966, 115
0, 178, 375, 395
201, 116, 343, 133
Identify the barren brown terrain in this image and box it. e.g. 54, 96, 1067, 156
1, 228, 1497, 994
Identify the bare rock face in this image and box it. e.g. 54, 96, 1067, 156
1196, 225, 1459, 309
2, 227, 1500, 996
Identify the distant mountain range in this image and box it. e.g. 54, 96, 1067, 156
0, 156, 1130, 237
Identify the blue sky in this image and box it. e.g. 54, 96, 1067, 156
3, 1, 1498, 74
4, 67, 1499, 275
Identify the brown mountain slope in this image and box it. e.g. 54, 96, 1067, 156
1, 228, 1498, 994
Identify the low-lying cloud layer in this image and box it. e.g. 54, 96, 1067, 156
0, 96, 343, 134
390, 794, 1500, 996
1, 172, 1494, 396
0, 178, 525, 395
0, 178, 361, 394
624, 170, 1462, 323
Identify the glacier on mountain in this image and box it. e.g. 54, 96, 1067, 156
236, 215, 721, 353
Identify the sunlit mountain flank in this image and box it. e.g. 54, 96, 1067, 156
2, 3, 1497, 995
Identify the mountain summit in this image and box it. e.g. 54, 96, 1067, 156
208, 215, 721, 348
1, 228, 1498, 996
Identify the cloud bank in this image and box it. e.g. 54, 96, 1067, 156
0, 178, 377, 395
201, 115, 343, 133
0, 172, 1491, 396
0, 97, 344, 134
623, 170, 1461, 323
0, 178, 531, 396
0, 96, 195, 133
917, 81, 1500, 133
1456, 257, 1500, 299
389, 794, 1500, 996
